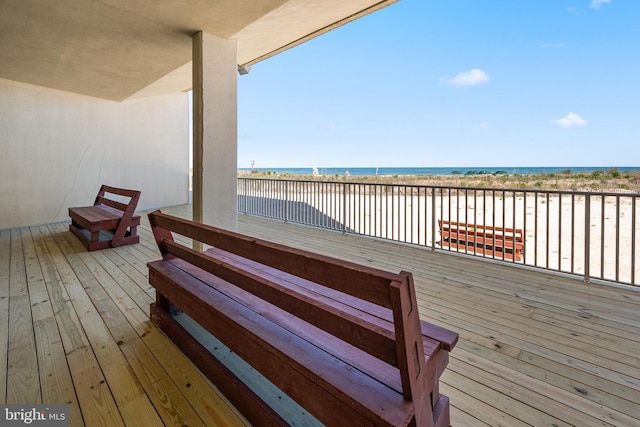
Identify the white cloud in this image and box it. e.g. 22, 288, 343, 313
442, 69, 490, 87
553, 112, 588, 128
590, 0, 611, 9
541, 42, 565, 49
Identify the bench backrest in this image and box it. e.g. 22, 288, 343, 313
149, 210, 430, 419
438, 219, 523, 241
94, 185, 141, 213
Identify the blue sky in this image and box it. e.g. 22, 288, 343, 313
237, 0, 639, 168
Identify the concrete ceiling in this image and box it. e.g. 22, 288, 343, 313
0, 0, 397, 101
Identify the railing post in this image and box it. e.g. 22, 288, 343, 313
239, 178, 246, 214
285, 180, 290, 223
632, 196, 637, 285
243, 178, 247, 214
237, 178, 242, 214
431, 187, 436, 251
342, 182, 347, 233
584, 194, 591, 282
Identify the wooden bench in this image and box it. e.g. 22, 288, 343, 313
147, 210, 458, 427
438, 219, 524, 261
68, 185, 141, 251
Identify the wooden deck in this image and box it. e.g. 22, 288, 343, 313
1, 203, 639, 426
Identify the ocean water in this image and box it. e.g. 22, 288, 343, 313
238, 166, 640, 177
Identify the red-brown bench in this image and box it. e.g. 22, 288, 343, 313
438, 219, 524, 261
148, 210, 457, 427
68, 185, 141, 251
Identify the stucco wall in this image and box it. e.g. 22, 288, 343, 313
0, 78, 190, 229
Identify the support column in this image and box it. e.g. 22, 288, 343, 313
192, 31, 238, 231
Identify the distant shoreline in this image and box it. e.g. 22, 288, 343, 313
237, 166, 640, 177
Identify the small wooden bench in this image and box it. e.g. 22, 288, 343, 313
438, 219, 524, 261
148, 210, 458, 427
68, 185, 141, 251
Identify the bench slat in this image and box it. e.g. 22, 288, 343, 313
150, 211, 399, 308
97, 198, 130, 212
164, 240, 400, 367
439, 220, 523, 234
98, 185, 141, 198
441, 231, 522, 249
204, 246, 458, 351
149, 260, 415, 427
69, 206, 121, 227
69, 206, 140, 229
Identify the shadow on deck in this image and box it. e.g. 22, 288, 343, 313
238, 195, 350, 231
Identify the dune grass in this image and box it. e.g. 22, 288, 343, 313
240, 168, 640, 193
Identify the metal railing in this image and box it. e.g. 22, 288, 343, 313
238, 177, 639, 286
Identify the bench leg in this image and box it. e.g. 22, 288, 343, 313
110, 225, 140, 248
432, 394, 450, 427
156, 293, 181, 315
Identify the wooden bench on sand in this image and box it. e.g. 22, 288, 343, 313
147, 210, 458, 427
68, 185, 141, 251
438, 219, 524, 261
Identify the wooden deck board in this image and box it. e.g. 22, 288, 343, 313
0, 230, 9, 404
25, 226, 83, 426
1, 204, 639, 426
7, 229, 40, 405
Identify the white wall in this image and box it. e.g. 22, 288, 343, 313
0, 78, 190, 229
